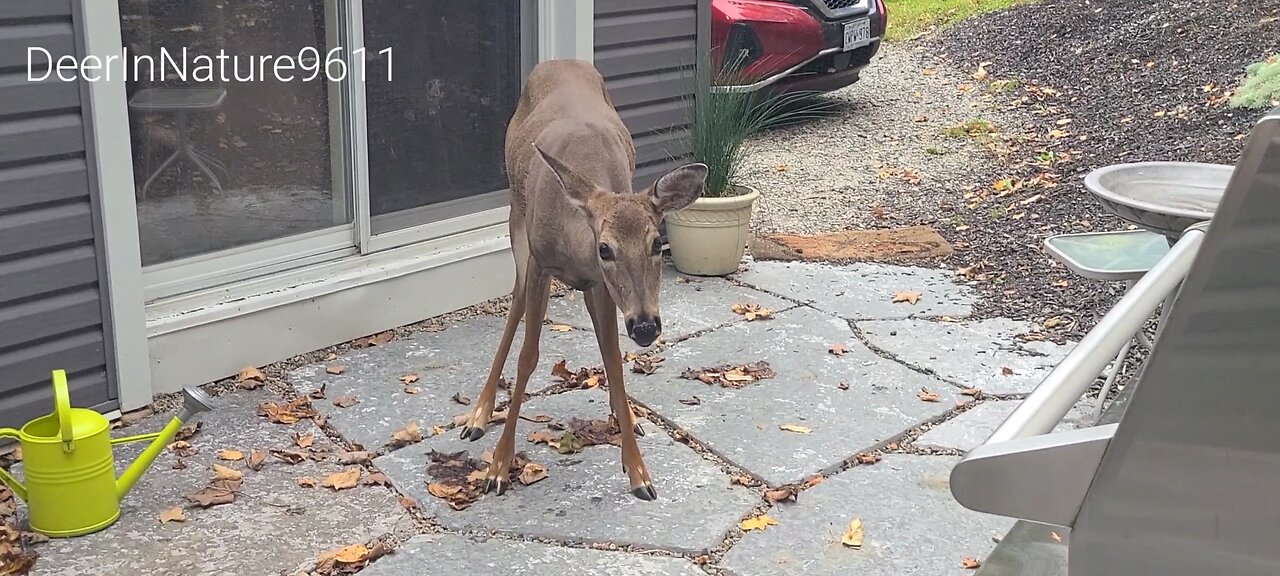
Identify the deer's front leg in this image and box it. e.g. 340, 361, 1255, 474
588, 286, 657, 501
460, 280, 525, 441
582, 288, 643, 437
483, 267, 552, 495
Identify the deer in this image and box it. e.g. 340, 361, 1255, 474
455, 59, 708, 501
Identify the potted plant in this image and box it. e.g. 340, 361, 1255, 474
665, 52, 831, 276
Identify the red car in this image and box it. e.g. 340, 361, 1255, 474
711, 0, 888, 95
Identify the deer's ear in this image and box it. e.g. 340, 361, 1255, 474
534, 142, 598, 214
650, 163, 708, 214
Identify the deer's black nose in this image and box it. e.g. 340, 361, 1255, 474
627, 315, 661, 347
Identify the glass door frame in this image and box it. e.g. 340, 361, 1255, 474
141, 0, 543, 302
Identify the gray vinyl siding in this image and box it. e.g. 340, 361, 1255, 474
595, 0, 703, 189
0, 0, 118, 427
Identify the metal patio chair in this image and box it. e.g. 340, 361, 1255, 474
949, 106, 1280, 576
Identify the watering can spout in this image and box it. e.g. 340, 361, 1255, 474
116, 387, 214, 500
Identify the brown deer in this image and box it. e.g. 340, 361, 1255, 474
456, 59, 707, 500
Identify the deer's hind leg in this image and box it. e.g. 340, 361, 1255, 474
460, 222, 532, 441
582, 288, 644, 437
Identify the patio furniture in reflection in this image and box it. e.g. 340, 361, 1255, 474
128, 87, 229, 198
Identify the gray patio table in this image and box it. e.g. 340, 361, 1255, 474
128, 87, 229, 198
1042, 228, 1173, 421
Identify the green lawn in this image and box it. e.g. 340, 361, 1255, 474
883, 0, 1034, 41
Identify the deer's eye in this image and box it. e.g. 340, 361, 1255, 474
651, 238, 663, 256
598, 243, 615, 261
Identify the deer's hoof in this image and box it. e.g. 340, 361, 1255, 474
631, 484, 658, 501
482, 476, 509, 495
459, 426, 486, 441
633, 423, 646, 437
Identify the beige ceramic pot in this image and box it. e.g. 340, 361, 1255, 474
665, 185, 759, 276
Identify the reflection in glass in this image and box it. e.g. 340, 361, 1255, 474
119, 0, 349, 266
363, 1, 522, 233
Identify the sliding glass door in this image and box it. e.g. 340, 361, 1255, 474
362, 1, 525, 234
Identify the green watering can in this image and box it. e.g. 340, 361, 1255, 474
0, 370, 214, 538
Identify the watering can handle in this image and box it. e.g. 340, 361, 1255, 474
51, 369, 74, 451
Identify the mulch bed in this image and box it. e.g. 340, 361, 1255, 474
920, 0, 1280, 340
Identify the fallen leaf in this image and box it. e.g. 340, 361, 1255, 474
1001, 366, 1014, 376
399, 374, 419, 384
765, 486, 797, 504
326, 365, 345, 375
680, 361, 776, 388
828, 343, 848, 356
520, 414, 553, 424
362, 472, 391, 486
451, 392, 471, 406
550, 359, 574, 382
730, 475, 759, 487
390, 422, 424, 447
216, 449, 244, 461
739, 515, 777, 532
891, 291, 922, 305
333, 395, 359, 408
403, 386, 420, 394
679, 396, 702, 406
309, 384, 327, 399
802, 474, 825, 489
246, 450, 266, 471
185, 486, 235, 507
294, 433, 315, 449
841, 518, 864, 548
397, 495, 419, 510
322, 468, 361, 491
730, 302, 774, 321
270, 449, 308, 464
962, 556, 982, 569
549, 324, 574, 332
330, 544, 371, 564
168, 440, 197, 457
430, 425, 446, 436
296, 476, 318, 488
235, 366, 266, 389
176, 421, 203, 442
855, 452, 881, 465
158, 506, 186, 524
518, 462, 549, 485
779, 424, 812, 434
526, 430, 558, 445
211, 464, 243, 481
917, 388, 940, 402
960, 387, 984, 399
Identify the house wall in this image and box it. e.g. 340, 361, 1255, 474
594, 0, 704, 188
0, 0, 119, 425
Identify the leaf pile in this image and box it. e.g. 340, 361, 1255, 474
526, 417, 624, 454
550, 360, 606, 389
680, 361, 776, 388
184, 463, 244, 508
423, 449, 547, 510
731, 303, 774, 321
0, 522, 40, 575
624, 351, 665, 375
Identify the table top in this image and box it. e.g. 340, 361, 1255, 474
128, 87, 227, 111
1044, 229, 1171, 281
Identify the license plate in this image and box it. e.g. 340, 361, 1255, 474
843, 18, 872, 51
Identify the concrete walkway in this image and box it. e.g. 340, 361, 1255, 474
17, 259, 1091, 576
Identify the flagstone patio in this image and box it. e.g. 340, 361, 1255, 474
12, 259, 1091, 576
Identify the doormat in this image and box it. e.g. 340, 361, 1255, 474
749, 225, 953, 263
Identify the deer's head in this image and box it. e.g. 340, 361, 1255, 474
535, 144, 707, 347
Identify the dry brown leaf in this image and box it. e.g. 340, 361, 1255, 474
362, 472, 391, 486
891, 291, 922, 305
399, 373, 419, 384
962, 556, 982, 569
520, 414, 554, 424
855, 452, 881, 465
390, 422, 424, 447
176, 421, 203, 442
828, 343, 848, 356
294, 433, 315, 449
527, 430, 558, 445
801, 474, 826, 489
185, 486, 235, 508
168, 440, 196, 457
779, 424, 812, 434
1001, 366, 1014, 376
549, 324, 575, 332
550, 359, 574, 382
326, 365, 346, 375
731, 302, 774, 321
271, 449, 308, 464
397, 495, 419, 510
158, 506, 186, 524
430, 425, 446, 436
211, 463, 243, 481
321, 467, 361, 491
427, 482, 462, 499
764, 486, 797, 504
216, 449, 244, 461
309, 383, 328, 399
730, 475, 760, 487
403, 386, 420, 395
960, 387, 983, 399
679, 396, 702, 406
451, 392, 471, 406
330, 544, 370, 564
246, 450, 267, 471
235, 366, 266, 389
333, 395, 359, 408
841, 518, 864, 548
295, 476, 318, 488
739, 515, 777, 532
518, 462, 549, 486
917, 388, 940, 402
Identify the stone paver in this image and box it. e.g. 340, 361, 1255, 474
625, 306, 960, 487
288, 314, 601, 451
22, 390, 408, 576
359, 533, 705, 576
914, 400, 1093, 452
733, 260, 976, 320
858, 318, 1075, 395
545, 264, 793, 344
374, 390, 759, 554
722, 455, 1014, 576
